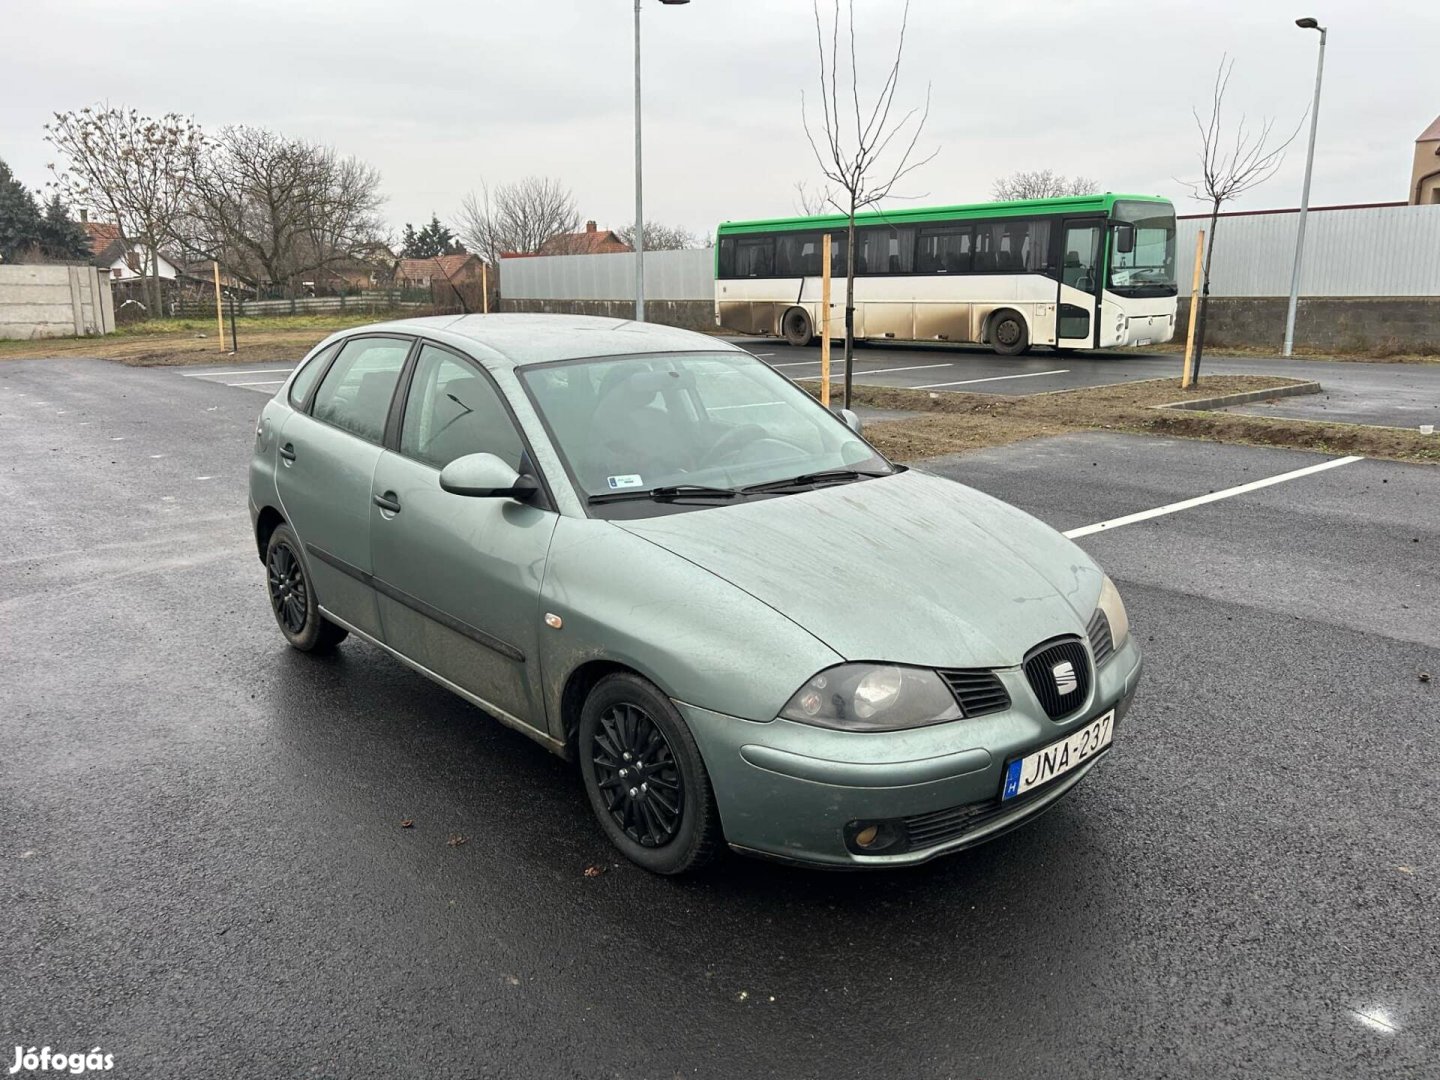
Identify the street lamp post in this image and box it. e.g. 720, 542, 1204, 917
634, 0, 690, 323
1283, 17, 1327, 357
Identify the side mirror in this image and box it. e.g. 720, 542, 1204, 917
1113, 222, 1135, 254
834, 407, 863, 435
439, 452, 538, 500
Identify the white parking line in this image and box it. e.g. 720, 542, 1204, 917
1063, 455, 1364, 540
226, 379, 286, 387
180, 367, 294, 378
913, 369, 1069, 389
814, 362, 956, 378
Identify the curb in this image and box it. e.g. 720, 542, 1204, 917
1155, 381, 1322, 412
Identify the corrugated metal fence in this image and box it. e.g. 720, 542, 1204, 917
1178, 204, 1440, 297
500, 249, 713, 301
499, 205, 1440, 302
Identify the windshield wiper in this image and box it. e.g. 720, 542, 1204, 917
588, 483, 742, 505
741, 469, 889, 494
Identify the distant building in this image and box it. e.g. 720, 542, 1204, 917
1411, 115, 1440, 204
395, 253, 487, 289
82, 219, 179, 284
536, 221, 632, 257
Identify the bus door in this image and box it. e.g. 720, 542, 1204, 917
1057, 218, 1104, 348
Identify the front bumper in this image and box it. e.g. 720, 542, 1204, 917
681, 636, 1142, 868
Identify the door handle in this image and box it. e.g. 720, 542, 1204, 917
373, 491, 401, 514
279, 443, 297, 462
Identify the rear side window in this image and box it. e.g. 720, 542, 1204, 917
310, 336, 411, 444
288, 342, 339, 408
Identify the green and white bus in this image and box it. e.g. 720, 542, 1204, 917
714, 194, 1177, 355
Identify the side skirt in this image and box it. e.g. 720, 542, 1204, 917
318, 605, 567, 757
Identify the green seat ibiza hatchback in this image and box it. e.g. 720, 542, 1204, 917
250, 315, 1141, 873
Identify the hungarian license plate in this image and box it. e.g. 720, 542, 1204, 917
1001, 711, 1114, 801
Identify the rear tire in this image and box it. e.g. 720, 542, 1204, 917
578, 673, 721, 875
781, 307, 814, 348
264, 524, 348, 653
990, 310, 1030, 356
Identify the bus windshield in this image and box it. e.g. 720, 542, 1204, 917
1108, 200, 1176, 296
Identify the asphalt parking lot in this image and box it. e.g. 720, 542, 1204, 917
727, 337, 1440, 430
3, 357, 1436, 1079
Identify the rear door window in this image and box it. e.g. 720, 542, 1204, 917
310, 336, 411, 444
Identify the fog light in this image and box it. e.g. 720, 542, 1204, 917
844, 820, 908, 856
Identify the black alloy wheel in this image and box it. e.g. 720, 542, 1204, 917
267, 541, 308, 635
578, 672, 720, 874
592, 702, 684, 848
263, 523, 348, 652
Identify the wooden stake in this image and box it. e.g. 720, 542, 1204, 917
481, 262, 489, 314
212, 261, 225, 352
1181, 229, 1205, 389
820, 233, 832, 408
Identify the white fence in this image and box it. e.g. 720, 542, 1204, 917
500, 249, 714, 301
0, 264, 115, 339
500, 205, 1440, 304
1179, 203, 1440, 297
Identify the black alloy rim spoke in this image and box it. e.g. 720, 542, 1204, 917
592, 702, 684, 848
267, 544, 308, 634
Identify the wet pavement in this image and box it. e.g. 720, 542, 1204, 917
2, 359, 1435, 1079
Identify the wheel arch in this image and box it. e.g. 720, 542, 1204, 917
557, 658, 652, 761
255, 505, 286, 563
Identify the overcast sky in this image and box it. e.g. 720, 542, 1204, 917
2, 0, 1435, 243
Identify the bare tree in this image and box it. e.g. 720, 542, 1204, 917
991, 170, 1097, 201
456, 177, 580, 266
793, 179, 837, 217
180, 126, 386, 296
617, 221, 698, 251
802, 0, 936, 408
1180, 57, 1301, 378
45, 105, 203, 314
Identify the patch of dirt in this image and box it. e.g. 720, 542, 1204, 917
803, 376, 1440, 465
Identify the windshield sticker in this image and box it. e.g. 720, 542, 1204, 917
607, 474, 644, 490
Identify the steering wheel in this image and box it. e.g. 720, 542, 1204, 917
697, 424, 769, 468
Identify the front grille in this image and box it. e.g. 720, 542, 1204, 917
938, 668, 1011, 718
1087, 609, 1114, 667
901, 782, 1055, 850
1022, 637, 1091, 720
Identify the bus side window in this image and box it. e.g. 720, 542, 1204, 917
718, 237, 735, 278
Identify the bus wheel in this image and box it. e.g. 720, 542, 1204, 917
990, 311, 1029, 356
781, 307, 814, 348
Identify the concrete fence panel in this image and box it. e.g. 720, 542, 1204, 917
0, 264, 115, 339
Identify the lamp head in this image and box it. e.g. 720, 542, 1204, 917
1295, 17, 1321, 29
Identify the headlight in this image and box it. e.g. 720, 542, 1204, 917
780, 663, 961, 732
1097, 574, 1130, 651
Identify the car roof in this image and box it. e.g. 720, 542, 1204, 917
346, 313, 740, 369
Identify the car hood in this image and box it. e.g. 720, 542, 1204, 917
615, 469, 1102, 669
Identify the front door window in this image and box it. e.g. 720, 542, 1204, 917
1060, 223, 1102, 339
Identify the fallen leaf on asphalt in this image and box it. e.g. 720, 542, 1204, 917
583, 863, 606, 878
399, 819, 414, 828
505, 974, 521, 986
1419, 672, 1432, 682
1398, 866, 1415, 874
447, 834, 467, 847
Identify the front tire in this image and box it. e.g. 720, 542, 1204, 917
579, 673, 721, 875
264, 524, 348, 652
781, 307, 814, 348
990, 310, 1030, 356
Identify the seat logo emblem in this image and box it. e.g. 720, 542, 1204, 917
1052, 660, 1078, 695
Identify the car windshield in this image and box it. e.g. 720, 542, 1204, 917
1107, 200, 1177, 295
520, 351, 892, 507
